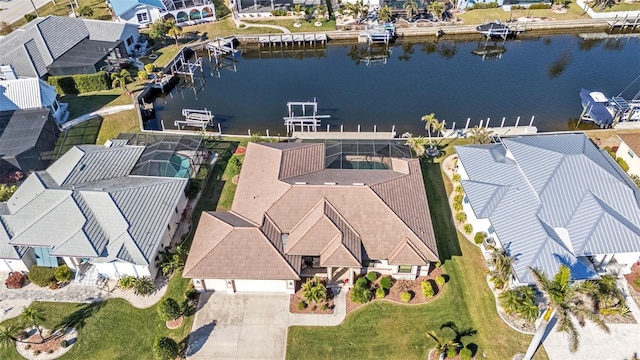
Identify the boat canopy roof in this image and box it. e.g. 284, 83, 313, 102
580, 88, 613, 125
589, 91, 608, 102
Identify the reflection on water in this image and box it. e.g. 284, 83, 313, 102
153, 34, 640, 135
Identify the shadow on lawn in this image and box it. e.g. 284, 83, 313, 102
55, 301, 106, 330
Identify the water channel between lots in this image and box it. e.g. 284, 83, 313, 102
152, 33, 640, 136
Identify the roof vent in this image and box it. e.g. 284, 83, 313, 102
352, 182, 365, 186
323, 182, 336, 185
294, 181, 307, 185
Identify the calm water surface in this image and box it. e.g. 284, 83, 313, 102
153, 34, 640, 135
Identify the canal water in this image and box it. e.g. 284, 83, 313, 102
153, 33, 640, 135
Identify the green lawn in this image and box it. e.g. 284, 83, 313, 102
458, 3, 587, 24
598, 2, 640, 12
286, 140, 548, 360
8, 0, 112, 32
95, 109, 141, 145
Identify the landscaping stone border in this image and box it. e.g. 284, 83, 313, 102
16, 327, 77, 360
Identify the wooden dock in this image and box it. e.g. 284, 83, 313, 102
442, 126, 538, 138
292, 131, 397, 140
259, 33, 327, 46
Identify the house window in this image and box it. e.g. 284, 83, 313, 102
398, 265, 412, 273
628, 149, 635, 159
488, 225, 495, 234
363, 259, 381, 268
136, 12, 149, 23
126, 36, 134, 46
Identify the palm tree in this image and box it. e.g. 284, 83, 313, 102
499, 285, 540, 322
0, 325, 19, 349
421, 113, 444, 155
592, 274, 628, 316
426, 330, 458, 360
405, 136, 427, 157
488, 248, 514, 290
301, 276, 327, 304
403, 0, 419, 20
529, 265, 609, 353
167, 20, 183, 45
427, 0, 445, 20
440, 321, 477, 344
314, 4, 327, 24
293, 4, 304, 26
21, 306, 45, 343
378, 5, 392, 23
111, 69, 133, 94
467, 125, 494, 144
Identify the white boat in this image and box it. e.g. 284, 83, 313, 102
580, 88, 640, 127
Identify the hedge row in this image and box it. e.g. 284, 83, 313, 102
48, 71, 111, 95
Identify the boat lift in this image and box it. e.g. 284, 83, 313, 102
174, 108, 214, 131
283, 98, 330, 133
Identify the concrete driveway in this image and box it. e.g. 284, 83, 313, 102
0, 0, 54, 26
187, 292, 291, 360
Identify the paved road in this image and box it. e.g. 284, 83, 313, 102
0, 0, 61, 26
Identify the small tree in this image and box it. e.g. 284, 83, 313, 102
378, 5, 392, 23
111, 69, 132, 93
133, 277, 155, 296
167, 20, 183, 45
301, 276, 327, 305
54, 265, 74, 283
499, 285, 539, 322
21, 307, 45, 343
292, 4, 304, 26
78, 6, 94, 17
0, 325, 20, 349
427, 0, 445, 20
157, 298, 182, 321
474, 232, 486, 245
153, 336, 178, 360
403, 0, 419, 20
426, 330, 459, 360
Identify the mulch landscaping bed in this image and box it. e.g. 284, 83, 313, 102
21, 328, 67, 354
624, 262, 640, 321
234, 147, 246, 155
346, 267, 445, 314
166, 316, 184, 329
289, 283, 335, 314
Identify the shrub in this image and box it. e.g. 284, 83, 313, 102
153, 336, 178, 360
25, 344, 31, 350
400, 291, 412, 303
421, 281, 434, 298
617, 157, 629, 172
366, 272, 377, 282
473, 1, 498, 8
455, 212, 467, 223
435, 275, 446, 286
635, 276, 640, 289
474, 232, 486, 245
133, 277, 155, 296
271, 8, 288, 15
138, 70, 148, 80
452, 174, 461, 182
446, 347, 458, 358
181, 299, 197, 317
355, 277, 368, 289
60, 339, 69, 348
528, 3, 551, 9
452, 202, 463, 211
27, 265, 57, 287
48, 71, 110, 95
5, 272, 26, 289
34, 350, 41, 356
157, 298, 182, 321
435, 261, 441, 268
454, 185, 464, 194
460, 348, 472, 360
118, 275, 136, 289
144, 63, 156, 73
321, 303, 328, 311
376, 287, 386, 299
350, 287, 371, 303
453, 194, 463, 204
379, 276, 392, 290
463, 223, 473, 234
24, 14, 37, 22
54, 265, 74, 283
297, 301, 307, 310
49, 280, 59, 289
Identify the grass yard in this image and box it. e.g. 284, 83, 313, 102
286, 139, 548, 360
458, 3, 587, 24
598, 2, 640, 11
243, 19, 337, 32
95, 109, 141, 145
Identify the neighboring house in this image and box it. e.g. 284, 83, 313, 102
184, 141, 439, 294
456, 0, 549, 9
0, 16, 142, 78
456, 133, 640, 285
0, 136, 207, 277
108, 0, 216, 27
616, 133, 640, 177
0, 65, 68, 124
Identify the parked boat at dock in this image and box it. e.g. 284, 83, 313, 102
579, 88, 640, 128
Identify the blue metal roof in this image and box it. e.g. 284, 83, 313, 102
109, 0, 165, 16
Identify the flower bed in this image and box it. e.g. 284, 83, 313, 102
289, 281, 335, 314
16, 327, 77, 359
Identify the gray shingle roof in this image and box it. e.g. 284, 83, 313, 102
456, 133, 640, 283
0, 143, 187, 265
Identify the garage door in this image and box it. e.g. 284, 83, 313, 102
233, 279, 289, 293
203, 279, 227, 292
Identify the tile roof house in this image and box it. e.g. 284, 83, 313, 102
108, 0, 215, 28
616, 133, 640, 177
184, 141, 439, 294
0, 16, 141, 78
455, 133, 640, 284
0, 141, 190, 279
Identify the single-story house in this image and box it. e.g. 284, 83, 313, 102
108, 0, 216, 27
455, 0, 549, 10
0, 16, 143, 78
184, 140, 439, 294
616, 133, 640, 178
455, 133, 640, 285
0, 65, 68, 124
0, 136, 205, 278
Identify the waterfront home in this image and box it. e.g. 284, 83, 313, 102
0, 16, 142, 78
184, 140, 439, 294
108, 0, 216, 27
456, 0, 549, 10
456, 133, 640, 285
0, 135, 206, 278
616, 133, 640, 178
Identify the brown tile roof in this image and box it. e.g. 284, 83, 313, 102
387, 238, 427, 265
183, 212, 299, 280
320, 236, 361, 267
277, 143, 325, 179
619, 133, 640, 155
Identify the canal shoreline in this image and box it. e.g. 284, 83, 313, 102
231, 18, 635, 44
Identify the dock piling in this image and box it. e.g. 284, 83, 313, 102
515, 116, 520, 127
